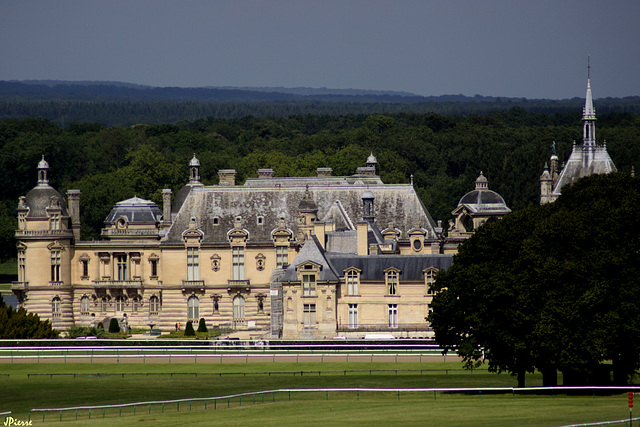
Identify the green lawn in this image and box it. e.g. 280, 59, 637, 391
0, 258, 16, 276
0, 362, 635, 426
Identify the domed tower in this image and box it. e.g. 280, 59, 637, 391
102, 196, 163, 241
14, 157, 75, 329
449, 172, 511, 238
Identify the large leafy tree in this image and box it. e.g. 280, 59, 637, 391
429, 173, 640, 386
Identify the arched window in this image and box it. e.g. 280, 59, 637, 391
187, 296, 199, 320
132, 296, 140, 312
52, 297, 61, 317
149, 296, 159, 315
80, 296, 90, 315
233, 295, 245, 321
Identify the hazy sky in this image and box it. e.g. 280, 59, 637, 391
1, 0, 638, 99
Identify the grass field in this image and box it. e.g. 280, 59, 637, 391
1, 362, 636, 426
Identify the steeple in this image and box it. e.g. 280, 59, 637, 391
582, 56, 597, 166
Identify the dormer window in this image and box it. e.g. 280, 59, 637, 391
345, 268, 361, 296
49, 213, 60, 230
385, 267, 400, 296
425, 268, 438, 295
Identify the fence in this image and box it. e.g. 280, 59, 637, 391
0, 344, 459, 364
27, 387, 640, 423
25, 368, 487, 379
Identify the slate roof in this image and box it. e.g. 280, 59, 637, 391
164, 177, 437, 244
327, 254, 453, 281
280, 235, 340, 282
24, 185, 68, 218
104, 196, 163, 224
457, 189, 511, 214
552, 145, 617, 196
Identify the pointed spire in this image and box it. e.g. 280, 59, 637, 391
583, 55, 596, 121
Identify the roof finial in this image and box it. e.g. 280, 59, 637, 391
587, 54, 591, 80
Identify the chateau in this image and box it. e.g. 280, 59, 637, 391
12, 151, 510, 339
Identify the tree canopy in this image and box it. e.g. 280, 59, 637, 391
429, 173, 640, 386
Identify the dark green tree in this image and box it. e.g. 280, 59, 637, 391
197, 318, 208, 333
184, 320, 195, 337
108, 318, 120, 333
0, 296, 58, 338
429, 173, 640, 386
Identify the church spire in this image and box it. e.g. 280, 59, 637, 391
582, 56, 597, 166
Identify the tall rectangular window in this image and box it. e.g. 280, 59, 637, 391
232, 246, 244, 280
50, 251, 61, 282
348, 304, 358, 329
388, 304, 398, 328
303, 303, 316, 329
276, 246, 288, 268
18, 251, 26, 282
116, 254, 127, 281
81, 259, 89, 278
50, 213, 60, 230
386, 270, 398, 295
187, 247, 199, 280
150, 259, 158, 277
346, 270, 359, 295
303, 274, 316, 296
426, 269, 437, 295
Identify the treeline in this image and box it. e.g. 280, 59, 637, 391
2, 97, 640, 127
0, 109, 639, 261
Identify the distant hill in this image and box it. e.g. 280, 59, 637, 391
1, 80, 529, 103
1, 80, 639, 126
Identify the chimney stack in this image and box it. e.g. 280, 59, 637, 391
162, 189, 172, 228
218, 169, 237, 186
258, 168, 274, 179
66, 189, 81, 241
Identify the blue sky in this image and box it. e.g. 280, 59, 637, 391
1, 0, 638, 98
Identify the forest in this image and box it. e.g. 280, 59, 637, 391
0, 108, 639, 263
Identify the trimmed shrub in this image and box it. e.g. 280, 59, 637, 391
197, 318, 208, 333
184, 320, 195, 336
108, 318, 120, 333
